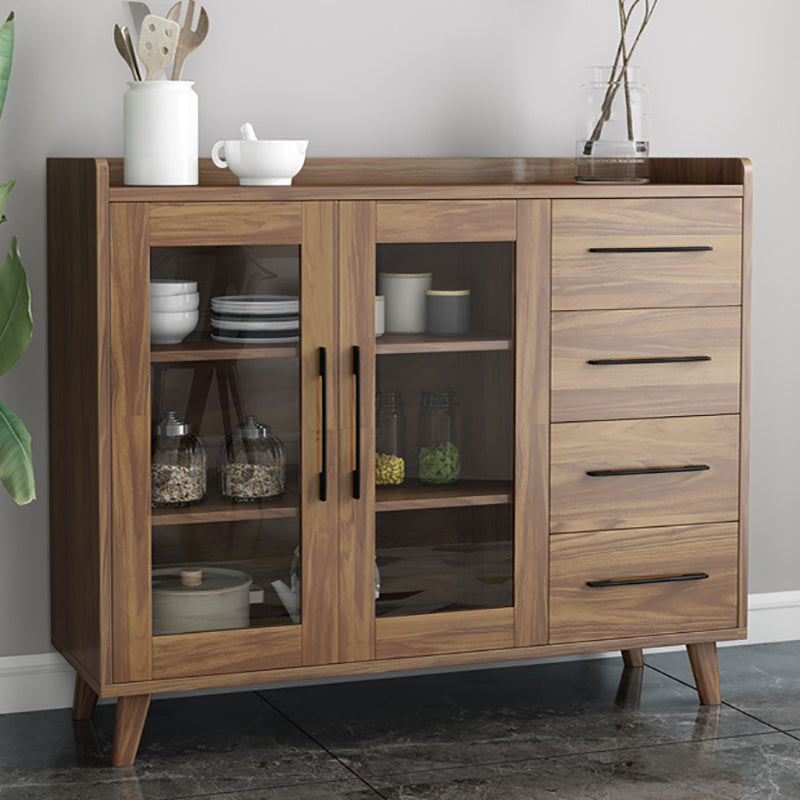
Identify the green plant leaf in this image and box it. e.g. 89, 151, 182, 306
0, 12, 14, 121
0, 398, 34, 504
0, 235, 32, 375
0, 179, 14, 224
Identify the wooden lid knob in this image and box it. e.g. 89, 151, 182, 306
180, 569, 203, 587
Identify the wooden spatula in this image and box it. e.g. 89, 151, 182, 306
166, 1, 209, 80
137, 14, 180, 80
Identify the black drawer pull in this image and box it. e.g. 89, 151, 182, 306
586, 464, 709, 477
318, 347, 328, 502
587, 572, 709, 588
587, 246, 714, 253
587, 355, 711, 366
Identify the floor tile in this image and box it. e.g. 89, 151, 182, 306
0, 691, 351, 798
647, 641, 800, 730
261, 656, 771, 776
191, 781, 385, 800
371, 732, 800, 800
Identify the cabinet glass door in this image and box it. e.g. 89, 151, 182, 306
339, 200, 548, 662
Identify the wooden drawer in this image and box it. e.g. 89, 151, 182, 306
552, 198, 742, 310
549, 523, 739, 643
550, 415, 739, 533
551, 307, 741, 422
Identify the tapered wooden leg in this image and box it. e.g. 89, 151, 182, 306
686, 642, 721, 706
621, 648, 644, 668
111, 694, 151, 767
72, 673, 99, 720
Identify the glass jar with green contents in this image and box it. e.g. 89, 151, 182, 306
375, 392, 405, 486
418, 390, 460, 485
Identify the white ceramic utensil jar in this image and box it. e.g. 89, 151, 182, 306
379, 273, 432, 334
124, 81, 198, 185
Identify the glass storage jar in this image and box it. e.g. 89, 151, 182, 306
151, 410, 207, 507
376, 391, 405, 486
418, 390, 460, 485
220, 415, 286, 502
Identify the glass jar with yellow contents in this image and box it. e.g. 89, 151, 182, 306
375, 391, 405, 486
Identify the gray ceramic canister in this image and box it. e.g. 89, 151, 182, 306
425, 289, 470, 336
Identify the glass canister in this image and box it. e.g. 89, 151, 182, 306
418, 390, 460, 485
575, 65, 650, 184
151, 410, 207, 507
220, 415, 286, 502
375, 392, 405, 486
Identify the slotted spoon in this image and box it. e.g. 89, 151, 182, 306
137, 14, 180, 80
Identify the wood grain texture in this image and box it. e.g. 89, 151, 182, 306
376, 201, 516, 242
108, 624, 746, 697
549, 524, 739, 644
111, 694, 151, 767
375, 608, 513, 660
47, 158, 112, 688
686, 641, 722, 705
149, 202, 302, 246
622, 649, 644, 668
552, 198, 742, 310
150, 341, 299, 363
550, 415, 740, 533
110, 203, 153, 684
300, 202, 340, 666
152, 626, 302, 679
551, 307, 741, 422
338, 201, 377, 663
514, 200, 550, 647
72, 673, 99, 720
375, 335, 511, 354
374, 480, 511, 511
151, 490, 299, 526
104, 157, 748, 191
738, 160, 753, 628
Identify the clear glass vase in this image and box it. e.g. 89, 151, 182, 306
575, 65, 650, 184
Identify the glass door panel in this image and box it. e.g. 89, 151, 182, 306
149, 244, 302, 636
374, 241, 515, 620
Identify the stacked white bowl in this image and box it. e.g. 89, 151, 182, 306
150, 279, 200, 344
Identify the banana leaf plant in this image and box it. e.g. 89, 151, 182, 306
0, 11, 35, 505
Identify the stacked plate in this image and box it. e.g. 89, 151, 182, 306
210, 295, 299, 344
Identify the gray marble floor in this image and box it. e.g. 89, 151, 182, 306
3, 641, 800, 799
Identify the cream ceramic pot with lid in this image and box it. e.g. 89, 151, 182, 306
152, 567, 260, 635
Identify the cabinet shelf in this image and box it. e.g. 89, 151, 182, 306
151, 340, 300, 363
375, 480, 512, 512
152, 489, 300, 526
376, 335, 512, 355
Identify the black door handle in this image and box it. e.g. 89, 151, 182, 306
352, 345, 361, 500
587, 572, 709, 588
318, 347, 327, 502
587, 246, 714, 253
586, 464, 710, 477
587, 356, 711, 365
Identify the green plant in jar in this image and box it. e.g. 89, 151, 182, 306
417, 390, 460, 486
0, 12, 35, 505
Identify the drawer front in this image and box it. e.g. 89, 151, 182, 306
552, 198, 742, 310
551, 307, 741, 421
550, 415, 739, 533
549, 523, 739, 643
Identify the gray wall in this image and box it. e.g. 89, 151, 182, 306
0, 0, 794, 657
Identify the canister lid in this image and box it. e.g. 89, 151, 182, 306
378, 272, 433, 278
152, 566, 252, 595
425, 289, 471, 296
233, 415, 271, 440
153, 410, 191, 436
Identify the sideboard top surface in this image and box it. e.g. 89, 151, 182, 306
47, 157, 750, 203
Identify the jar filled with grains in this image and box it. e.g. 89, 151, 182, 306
375, 391, 405, 486
418, 390, 460, 485
151, 411, 207, 507
220, 415, 286, 502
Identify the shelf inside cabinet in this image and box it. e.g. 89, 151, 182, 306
152, 489, 299, 526
375, 335, 512, 355
151, 340, 300, 363
375, 480, 512, 512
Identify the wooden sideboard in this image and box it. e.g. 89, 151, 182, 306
47, 156, 751, 765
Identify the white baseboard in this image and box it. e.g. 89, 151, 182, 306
3, 590, 799, 715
